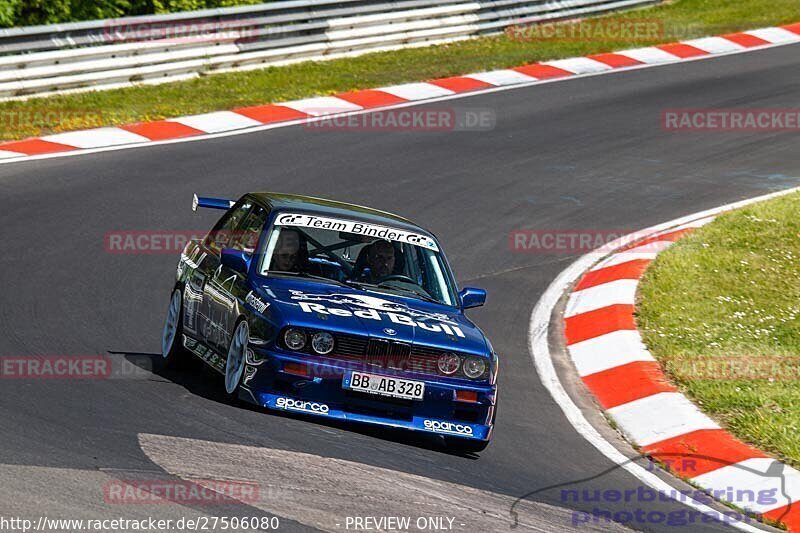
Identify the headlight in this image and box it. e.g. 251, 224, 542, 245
284, 328, 307, 351
437, 353, 460, 375
311, 332, 334, 355
463, 357, 486, 379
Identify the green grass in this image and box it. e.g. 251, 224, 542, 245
3, 0, 800, 141
638, 192, 800, 468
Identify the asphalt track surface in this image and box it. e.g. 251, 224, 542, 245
1, 42, 800, 532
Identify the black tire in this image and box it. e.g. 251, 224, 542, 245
161, 289, 189, 369
223, 319, 249, 402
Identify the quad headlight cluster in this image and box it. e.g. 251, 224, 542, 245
281, 327, 489, 379
437, 352, 487, 379
283, 327, 335, 355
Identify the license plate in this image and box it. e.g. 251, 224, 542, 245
345, 372, 425, 401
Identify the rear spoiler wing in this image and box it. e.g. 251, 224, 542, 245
192, 194, 235, 212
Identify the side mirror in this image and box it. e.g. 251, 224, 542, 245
221, 248, 251, 274
459, 287, 486, 309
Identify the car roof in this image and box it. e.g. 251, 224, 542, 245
248, 192, 435, 237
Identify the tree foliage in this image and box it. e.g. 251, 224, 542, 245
0, 0, 268, 27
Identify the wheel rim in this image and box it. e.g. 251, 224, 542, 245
225, 322, 248, 394
162, 290, 181, 358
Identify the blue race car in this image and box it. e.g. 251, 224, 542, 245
162, 193, 497, 452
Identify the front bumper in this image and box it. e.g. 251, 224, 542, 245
240, 348, 496, 441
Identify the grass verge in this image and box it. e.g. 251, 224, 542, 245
637, 191, 800, 469
2, 0, 800, 141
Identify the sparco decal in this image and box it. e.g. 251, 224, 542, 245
276, 212, 439, 251
275, 397, 330, 415
423, 420, 474, 436
245, 291, 269, 313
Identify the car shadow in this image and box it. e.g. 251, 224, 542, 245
110, 350, 482, 459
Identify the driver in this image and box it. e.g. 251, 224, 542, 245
271, 228, 303, 272
365, 239, 395, 282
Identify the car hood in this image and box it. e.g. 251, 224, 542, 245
254, 277, 489, 356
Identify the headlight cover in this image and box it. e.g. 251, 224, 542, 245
284, 328, 307, 351
463, 357, 486, 379
311, 331, 334, 355
437, 352, 460, 375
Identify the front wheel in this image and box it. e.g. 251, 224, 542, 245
224, 320, 249, 400
161, 289, 188, 368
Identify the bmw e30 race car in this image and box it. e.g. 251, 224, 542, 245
161, 192, 497, 452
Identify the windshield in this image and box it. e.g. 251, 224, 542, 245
258, 213, 458, 306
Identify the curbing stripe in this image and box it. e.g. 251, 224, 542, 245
606, 392, 720, 447
511, 63, 572, 79
563, 206, 800, 530
427, 76, 493, 92
746, 27, 800, 44
589, 240, 673, 271
723, 32, 771, 48
278, 96, 363, 116
656, 43, 710, 59
764, 505, 800, 531
464, 69, 536, 86
121, 120, 205, 141
568, 329, 654, 377
683, 36, 745, 54
575, 258, 651, 291
40, 127, 148, 148
0, 138, 75, 155
783, 22, 800, 35
587, 52, 644, 68
543, 57, 612, 74
613, 46, 680, 64
642, 429, 769, 477
564, 278, 638, 317
564, 304, 636, 345
169, 111, 262, 133
691, 458, 800, 515
334, 89, 408, 108
581, 361, 677, 409
534, 186, 800, 533
376, 82, 454, 100
0, 22, 799, 164
232, 104, 310, 123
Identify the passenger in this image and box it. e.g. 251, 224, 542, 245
271, 229, 303, 272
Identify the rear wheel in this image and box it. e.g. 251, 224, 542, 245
161, 289, 188, 368
224, 320, 249, 400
